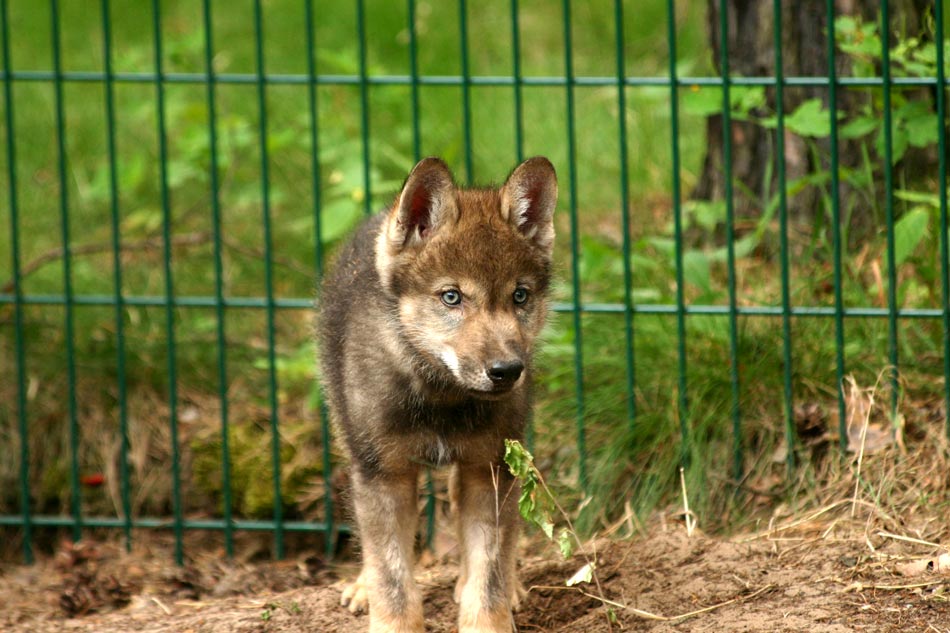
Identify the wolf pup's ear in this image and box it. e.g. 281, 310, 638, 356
501, 156, 557, 257
386, 157, 458, 250
377, 157, 458, 290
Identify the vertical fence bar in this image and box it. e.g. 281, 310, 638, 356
825, 0, 847, 451
561, 0, 587, 492
304, 11, 324, 280
152, 0, 184, 565
50, 0, 83, 543
320, 431, 337, 559
100, 0, 132, 551
665, 0, 689, 462
150, 0, 184, 565
458, 0, 473, 183
405, 0, 437, 550
879, 1, 899, 417
717, 0, 742, 481
357, 0, 372, 216
407, 0, 422, 161
1, 0, 33, 564
613, 0, 636, 429
304, 0, 335, 560
252, 0, 285, 559
202, 0, 234, 558
936, 0, 950, 440
772, 0, 795, 473
509, 0, 524, 164
320, 401, 335, 555
510, 0, 532, 451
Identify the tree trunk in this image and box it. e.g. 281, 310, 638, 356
694, 0, 931, 229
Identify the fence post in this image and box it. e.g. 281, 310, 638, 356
664, 0, 690, 466
937, 0, 950, 441
560, 0, 588, 494
824, 0, 848, 453
357, 0, 372, 217
716, 0, 743, 482
772, 0, 795, 474
150, 0, 185, 566
880, 1, 899, 419
458, 0, 473, 183
201, 0, 236, 559
613, 0, 637, 431
50, 0, 84, 547
100, 0, 133, 553
1, 0, 33, 565
303, 0, 337, 560
252, 0, 285, 560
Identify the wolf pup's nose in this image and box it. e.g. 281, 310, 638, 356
488, 359, 524, 385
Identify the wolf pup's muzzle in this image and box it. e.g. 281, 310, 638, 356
487, 358, 524, 391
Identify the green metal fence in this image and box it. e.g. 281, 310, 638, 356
1, 0, 949, 565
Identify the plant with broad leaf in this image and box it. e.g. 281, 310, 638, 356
503, 440, 600, 591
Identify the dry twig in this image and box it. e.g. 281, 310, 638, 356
526, 583, 775, 622
1, 232, 212, 295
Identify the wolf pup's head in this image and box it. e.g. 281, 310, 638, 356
375, 157, 557, 397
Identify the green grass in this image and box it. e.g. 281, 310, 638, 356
1, 0, 948, 547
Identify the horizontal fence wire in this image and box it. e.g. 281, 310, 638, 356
0, 515, 342, 532
0, 70, 946, 88
3, 293, 949, 318
1, 0, 949, 565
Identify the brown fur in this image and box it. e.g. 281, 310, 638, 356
318, 157, 557, 633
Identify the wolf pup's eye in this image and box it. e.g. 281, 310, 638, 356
513, 287, 529, 305
441, 289, 462, 306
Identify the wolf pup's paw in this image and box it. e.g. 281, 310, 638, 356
340, 572, 369, 614
455, 575, 526, 612
510, 580, 527, 612
453, 570, 467, 604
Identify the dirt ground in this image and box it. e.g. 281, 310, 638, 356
2, 514, 948, 633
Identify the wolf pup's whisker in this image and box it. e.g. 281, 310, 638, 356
318, 156, 557, 633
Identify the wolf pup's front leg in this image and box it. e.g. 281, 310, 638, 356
451, 461, 522, 633
346, 466, 424, 633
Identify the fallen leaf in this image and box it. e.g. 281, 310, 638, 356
897, 553, 950, 576
566, 562, 594, 587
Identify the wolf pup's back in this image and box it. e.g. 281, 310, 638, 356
317, 157, 556, 633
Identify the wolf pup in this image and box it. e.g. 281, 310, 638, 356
318, 156, 557, 633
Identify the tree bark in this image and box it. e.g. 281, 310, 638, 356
694, 0, 931, 230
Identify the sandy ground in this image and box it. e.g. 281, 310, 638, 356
2, 520, 948, 633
